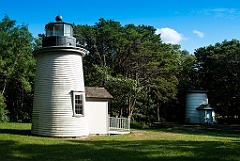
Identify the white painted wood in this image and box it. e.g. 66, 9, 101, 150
32, 47, 89, 137
109, 117, 130, 132
85, 100, 108, 135
186, 91, 208, 124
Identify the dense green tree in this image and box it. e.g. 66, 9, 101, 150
0, 15, 35, 122
75, 18, 183, 123
194, 39, 240, 123
0, 93, 9, 122
175, 50, 196, 122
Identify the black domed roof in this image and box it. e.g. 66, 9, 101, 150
55, 15, 63, 22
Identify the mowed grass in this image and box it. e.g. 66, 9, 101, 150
0, 123, 239, 161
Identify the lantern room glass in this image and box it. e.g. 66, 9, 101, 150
64, 24, 73, 37
46, 23, 73, 37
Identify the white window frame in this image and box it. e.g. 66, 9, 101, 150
64, 24, 73, 37
72, 91, 85, 117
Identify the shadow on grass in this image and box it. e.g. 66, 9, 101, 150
0, 129, 31, 136
151, 124, 240, 138
0, 137, 240, 161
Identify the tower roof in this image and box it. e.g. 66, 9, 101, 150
55, 15, 63, 22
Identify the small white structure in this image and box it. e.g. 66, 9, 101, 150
186, 90, 216, 124
85, 87, 130, 135
32, 16, 130, 137
85, 87, 113, 135
196, 104, 216, 124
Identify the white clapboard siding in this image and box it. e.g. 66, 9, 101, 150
186, 90, 208, 124
32, 47, 89, 137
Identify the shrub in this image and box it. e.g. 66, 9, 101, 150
131, 120, 149, 129
0, 94, 9, 122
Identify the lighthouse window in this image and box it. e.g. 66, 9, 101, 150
46, 24, 54, 37
53, 24, 64, 36
64, 24, 72, 37
75, 95, 83, 114
72, 91, 84, 116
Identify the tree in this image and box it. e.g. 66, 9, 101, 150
149, 44, 182, 122
0, 93, 9, 122
105, 74, 141, 118
194, 39, 240, 123
175, 50, 196, 122
75, 18, 184, 123
0, 15, 35, 122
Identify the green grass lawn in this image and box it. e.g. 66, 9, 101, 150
0, 123, 239, 161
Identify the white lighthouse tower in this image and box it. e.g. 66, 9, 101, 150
31, 15, 89, 137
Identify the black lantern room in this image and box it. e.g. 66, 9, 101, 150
42, 15, 76, 47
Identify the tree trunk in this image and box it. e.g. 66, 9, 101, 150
126, 96, 137, 121
147, 93, 150, 122
1, 79, 7, 95
157, 100, 162, 122
118, 105, 123, 117
127, 97, 131, 118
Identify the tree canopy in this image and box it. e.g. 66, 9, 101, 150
74, 19, 189, 123
0, 15, 35, 122
194, 39, 240, 123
